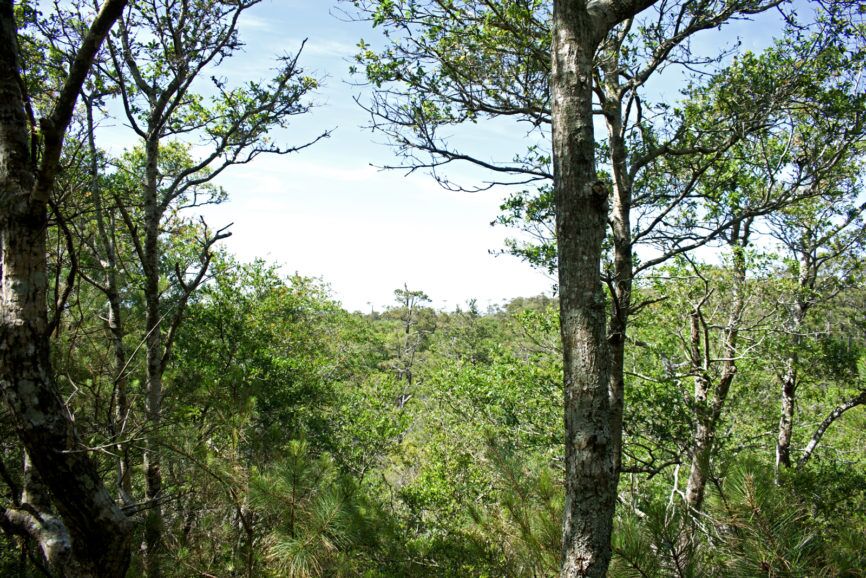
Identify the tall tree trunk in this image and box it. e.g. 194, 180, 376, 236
683, 312, 713, 513
0, 1, 131, 574
602, 56, 634, 476
552, 2, 659, 574
552, 3, 614, 576
0, 99, 131, 578
608, 315, 628, 472
142, 132, 165, 578
677, 227, 748, 574
85, 96, 133, 501
775, 253, 813, 477
107, 270, 133, 495
775, 354, 797, 471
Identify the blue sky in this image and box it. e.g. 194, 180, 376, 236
95, 0, 789, 312
109, 0, 543, 313
183, 0, 555, 312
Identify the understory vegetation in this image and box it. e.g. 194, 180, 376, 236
3, 259, 865, 576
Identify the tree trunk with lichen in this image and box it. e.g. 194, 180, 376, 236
141, 131, 166, 578
552, 2, 615, 576
552, 1, 657, 575
602, 52, 634, 477
775, 252, 812, 476
0, 1, 131, 574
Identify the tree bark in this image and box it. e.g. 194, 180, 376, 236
601, 51, 634, 477
552, 3, 614, 576
551, 1, 655, 575
775, 353, 797, 471
775, 252, 813, 476
0, 1, 131, 574
683, 311, 713, 514
142, 132, 165, 578
85, 96, 133, 501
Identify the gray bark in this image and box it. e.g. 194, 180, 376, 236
84, 96, 133, 500
552, 1, 614, 573
775, 252, 813, 474
551, 1, 655, 575
0, 1, 131, 574
775, 357, 797, 471
142, 131, 165, 578
600, 50, 634, 477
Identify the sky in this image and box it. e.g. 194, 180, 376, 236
93, 0, 789, 312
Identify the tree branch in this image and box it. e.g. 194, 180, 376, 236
798, 389, 866, 468
34, 0, 130, 201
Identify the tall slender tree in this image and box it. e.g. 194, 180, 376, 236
549, 3, 661, 574
101, 1, 326, 574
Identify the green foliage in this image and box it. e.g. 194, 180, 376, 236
19, 250, 866, 577
331, 373, 409, 476
249, 440, 357, 577
612, 488, 692, 578
817, 336, 863, 382
493, 185, 557, 274
350, 0, 551, 190
468, 445, 561, 577
611, 457, 866, 577
110, 142, 228, 209
709, 460, 866, 577
171, 258, 349, 454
